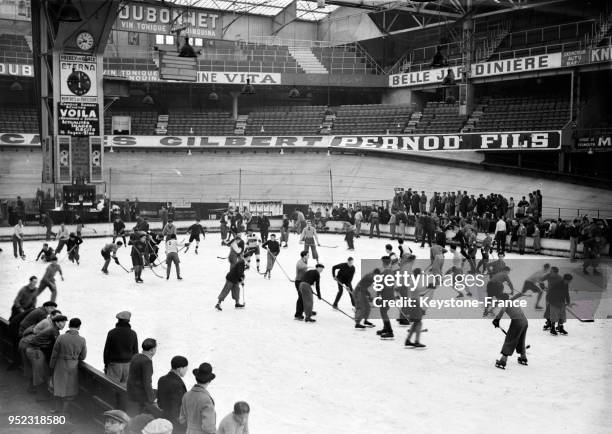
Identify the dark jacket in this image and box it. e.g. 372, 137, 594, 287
19, 306, 47, 336
226, 259, 245, 284
157, 371, 187, 424
302, 270, 321, 298
127, 353, 155, 404
103, 321, 138, 365
548, 279, 570, 307
331, 263, 355, 284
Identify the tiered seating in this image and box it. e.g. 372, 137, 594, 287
0, 33, 32, 64
312, 45, 376, 74
198, 43, 303, 73
166, 110, 235, 135
245, 106, 326, 136
332, 104, 413, 134
105, 110, 158, 135
0, 106, 37, 133
492, 20, 595, 59
472, 96, 570, 132
413, 102, 467, 134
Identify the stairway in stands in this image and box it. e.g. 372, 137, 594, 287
288, 46, 328, 74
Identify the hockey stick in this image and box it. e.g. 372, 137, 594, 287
217, 255, 228, 260
148, 264, 165, 279
313, 289, 354, 320
116, 261, 131, 274
566, 306, 595, 323
499, 326, 530, 349
273, 258, 295, 283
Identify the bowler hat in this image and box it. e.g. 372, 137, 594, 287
43, 301, 58, 308
104, 409, 130, 425
193, 362, 216, 384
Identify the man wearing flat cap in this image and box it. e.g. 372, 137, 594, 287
143, 418, 174, 434
23, 314, 67, 396
179, 363, 216, 434
104, 311, 139, 384
18, 301, 58, 338
158, 356, 188, 432
104, 409, 130, 434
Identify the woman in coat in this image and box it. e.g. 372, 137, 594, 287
50, 318, 87, 415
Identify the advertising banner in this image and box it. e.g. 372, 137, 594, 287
60, 54, 98, 104
58, 102, 100, 137
116, 3, 221, 38
104, 131, 562, 151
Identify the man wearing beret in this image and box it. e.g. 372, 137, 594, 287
179, 363, 216, 434
157, 356, 188, 432
104, 409, 130, 434
104, 311, 139, 384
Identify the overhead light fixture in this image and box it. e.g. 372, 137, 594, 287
289, 87, 300, 98
187, 149, 192, 156
58, 0, 82, 22
587, 148, 594, 155
142, 94, 154, 105
241, 78, 255, 95
10, 81, 22, 91
109, 145, 114, 153
260, 125, 265, 133
208, 89, 219, 101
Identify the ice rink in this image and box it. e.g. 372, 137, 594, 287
1, 232, 611, 434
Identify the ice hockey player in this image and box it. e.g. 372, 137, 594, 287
261, 234, 280, 279
476, 233, 493, 273
101, 241, 123, 274
546, 273, 573, 336
299, 263, 324, 323
294, 251, 309, 321
74, 214, 84, 237
37, 256, 63, 302
162, 219, 177, 239
521, 263, 550, 310
491, 287, 529, 369
129, 232, 147, 283
405, 268, 426, 348
353, 269, 378, 329
227, 232, 245, 268
244, 231, 262, 272
397, 249, 417, 325
384, 244, 398, 266
376, 256, 395, 339
219, 213, 229, 244
55, 224, 70, 254
331, 258, 355, 309
280, 214, 290, 248
36, 243, 55, 262
259, 212, 270, 242
112, 216, 127, 245
300, 220, 321, 263
165, 234, 185, 280
185, 218, 206, 254
216, 252, 246, 311
343, 221, 355, 251
66, 232, 83, 265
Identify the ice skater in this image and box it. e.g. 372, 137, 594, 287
12, 219, 25, 259
376, 256, 395, 339
66, 232, 83, 265
299, 263, 324, 323
112, 216, 127, 245
261, 234, 280, 279
294, 251, 309, 321
36, 243, 55, 262
37, 256, 63, 302
280, 214, 290, 248
353, 269, 378, 329
405, 268, 426, 348
101, 241, 123, 274
300, 220, 320, 263
343, 221, 355, 251
55, 223, 70, 254
185, 218, 206, 254
215, 252, 246, 310
491, 288, 529, 369
245, 231, 261, 272
521, 263, 550, 310
162, 219, 177, 239
165, 234, 185, 280
331, 257, 355, 309
546, 273, 573, 336
226, 232, 245, 268
129, 232, 147, 283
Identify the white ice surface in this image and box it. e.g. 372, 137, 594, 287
1, 234, 611, 434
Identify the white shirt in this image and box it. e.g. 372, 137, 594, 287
495, 220, 507, 234
166, 239, 180, 254
13, 224, 24, 238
